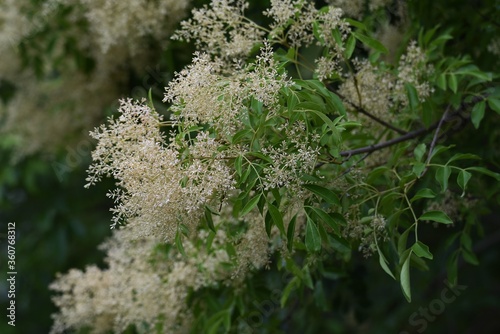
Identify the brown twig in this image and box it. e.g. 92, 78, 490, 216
339, 125, 434, 157
338, 95, 487, 158
329, 87, 408, 135
421, 105, 450, 175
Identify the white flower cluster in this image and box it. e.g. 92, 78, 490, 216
487, 37, 500, 56
343, 212, 388, 258
327, 0, 393, 19
262, 121, 320, 192
164, 42, 291, 136
53, 0, 190, 53
172, 0, 265, 59
86, 99, 235, 240
0, 0, 190, 158
339, 58, 395, 119
339, 41, 433, 122
0, 46, 125, 159
394, 41, 435, 104
50, 209, 271, 333
175, 0, 350, 60
265, 0, 349, 48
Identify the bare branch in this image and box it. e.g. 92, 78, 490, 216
339, 95, 487, 158
328, 86, 408, 135
425, 105, 450, 165
340, 125, 433, 157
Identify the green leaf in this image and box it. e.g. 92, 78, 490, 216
204, 206, 215, 232
331, 29, 343, 47
419, 210, 453, 224
422, 100, 435, 128
460, 232, 473, 251
461, 248, 479, 266
286, 89, 299, 113
281, 277, 300, 307
410, 252, 430, 271
306, 109, 339, 134
448, 73, 458, 93
257, 194, 266, 216
447, 251, 459, 286
400, 250, 412, 302
435, 165, 451, 192
448, 153, 481, 163
436, 73, 447, 90
240, 194, 261, 217
267, 202, 286, 235
412, 162, 426, 177
429, 145, 453, 161
413, 143, 426, 162
147, 88, 155, 110
302, 265, 314, 289
411, 188, 436, 202
353, 32, 388, 53
344, 34, 356, 59
466, 166, 500, 181
287, 215, 297, 252
206, 309, 232, 334
398, 227, 412, 256
365, 166, 390, 184
234, 155, 243, 176
454, 65, 491, 81
231, 129, 252, 144
313, 281, 328, 311
175, 230, 186, 257
471, 100, 486, 129
264, 210, 273, 237
285, 257, 305, 280
488, 98, 500, 114
248, 151, 273, 163
306, 206, 340, 235
377, 246, 395, 279
326, 92, 347, 116
305, 216, 321, 252
457, 170, 472, 195
345, 18, 366, 30
302, 184, 340, 206
412, 241, 433, 259
405, 83, 419, 111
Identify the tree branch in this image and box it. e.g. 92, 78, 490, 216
425, 105, 450, 165
339, 124, 434, 157
329, 87, 408, 135
339, 95, 486, 158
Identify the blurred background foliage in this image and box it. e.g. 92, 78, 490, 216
1, 0, 499, 333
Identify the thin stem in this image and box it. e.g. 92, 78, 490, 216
424, 105, 450, 170
340, 124, 433, 157
339, 94, 487, 158
332, 90, 408, 135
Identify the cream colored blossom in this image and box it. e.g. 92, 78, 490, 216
0, 0, 190, 159
51, 0, 190, 53
264, 0, 350, 49
342, 212, 388, 257
51, 210, 273, 333
172, 0, 265, 59
86, 99, 235, 240
0, 46, 125, 159
164, 42, 290, 136
487, 37, 500, 56
339, 41, 433, 126
327, 0, 392, 19
262, 121, 320, 192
